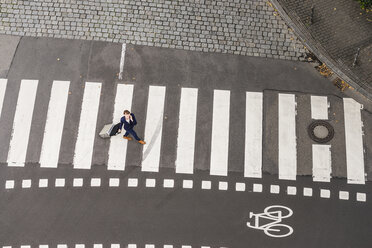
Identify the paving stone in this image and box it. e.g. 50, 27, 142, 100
0, 0, 307, 61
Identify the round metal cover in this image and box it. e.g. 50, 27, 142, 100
308, 120, 334, 143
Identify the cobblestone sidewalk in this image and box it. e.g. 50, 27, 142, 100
272, 0, 372, 98
0, 0, 306, 61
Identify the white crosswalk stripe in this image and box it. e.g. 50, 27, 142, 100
311, 95, 328, 120
0, 78, 368, 184
312, 144, 331, 182
7, 80, 38, 167
311, 96, 331, 182
40, 81, 70, 168
278, 93, 297, 180
176, 87, 198, 174
244, 92, 263, 178
73, 82, 102, 169
343, 98, 365, 184
141, 85, 166, 172
210, 90, 230, 176
107, 84, 134, 171
0, 78, 7, 120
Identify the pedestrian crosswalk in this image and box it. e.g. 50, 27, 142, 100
0, 78, 368, 184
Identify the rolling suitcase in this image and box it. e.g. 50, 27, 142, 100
99, 123, 121, 138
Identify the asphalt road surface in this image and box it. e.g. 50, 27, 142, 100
0, 36, 371, 248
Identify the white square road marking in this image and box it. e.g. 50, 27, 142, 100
303, 187, 313, 197
57, 245, 67, 248
201, 247, 211, 248
73, 178, 83, 187
146, 178, 156, 187
183, 179, 193, 189
145, 245, 155, 248
39, 245, 48, 248
128, 178, 138, 187
111, 244, 120, 248
270, 185, 280, 194
320, 189, 330, 198
3, 246, 12, 248
164, 245, 173, 248
127, 245, 137, 248
91, 178, 101, 187
287, 186, 297, 195
22, 179, 31, 188
201, 180, 211, 189
76, 244, 85, 248
163, 179, 174, 188
93, 244, 103, 248
55, 178, 65, 187
339, 191, 349, 200
5, 180, 14, 189
109, 178, 120, 187
253, 183, 262, 192
357, 193, 366, 202
235, 182, 245, 191
182, 246, 191, 248
21, 246, 30, 248
219, 181, 228, 190
39, 179, 48, 188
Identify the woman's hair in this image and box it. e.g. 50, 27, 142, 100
123, 110, 130, 115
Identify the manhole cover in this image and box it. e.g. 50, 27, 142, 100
308, 120, 334, 143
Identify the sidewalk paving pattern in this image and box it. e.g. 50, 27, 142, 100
272, 0, 372, 97
0, 0, 306, 61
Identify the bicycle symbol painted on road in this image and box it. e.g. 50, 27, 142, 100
247, 205, 294, 238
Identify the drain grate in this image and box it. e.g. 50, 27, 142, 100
308, 120, 334, 143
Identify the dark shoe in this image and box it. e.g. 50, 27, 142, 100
138, 140, 146, 145
123, 136, 132, 141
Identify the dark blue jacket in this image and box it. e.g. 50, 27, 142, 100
119, 113, 137, 131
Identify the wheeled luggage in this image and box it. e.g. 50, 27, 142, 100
99, 123, 121, 138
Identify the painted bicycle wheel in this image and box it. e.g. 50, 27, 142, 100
264, 205, 293, 219
264, 224, 294, 238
